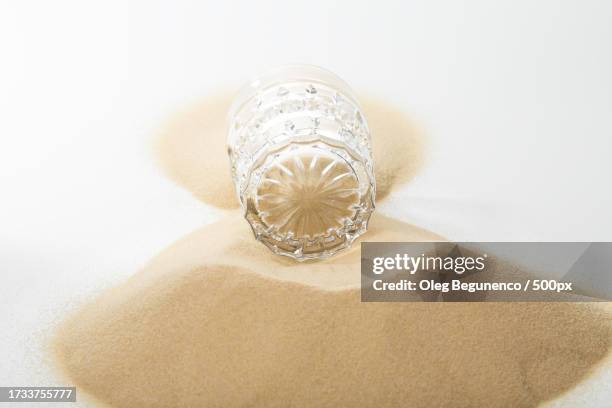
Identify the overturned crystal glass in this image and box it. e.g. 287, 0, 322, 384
227, 65, 375, 261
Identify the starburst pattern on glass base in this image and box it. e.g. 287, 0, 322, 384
256, 149, 360, 239
243, 143, 374, 261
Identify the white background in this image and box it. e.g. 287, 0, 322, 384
1, 1, 611, 406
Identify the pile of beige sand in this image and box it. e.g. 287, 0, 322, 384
52, 93, 611, 407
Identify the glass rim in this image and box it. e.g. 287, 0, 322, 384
227, 64, 361, 123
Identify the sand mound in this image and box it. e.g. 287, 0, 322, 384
53, 215, 611, 407
154, 93, 426, 208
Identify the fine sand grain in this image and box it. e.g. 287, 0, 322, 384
53, 95, 612, 407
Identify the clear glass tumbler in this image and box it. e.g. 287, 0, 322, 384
227, 65, 375, 261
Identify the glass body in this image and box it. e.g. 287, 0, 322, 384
227, 65, 375, 261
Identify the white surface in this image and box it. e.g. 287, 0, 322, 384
1, 1, 611, 406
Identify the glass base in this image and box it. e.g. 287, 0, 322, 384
244, 142, 374, 261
